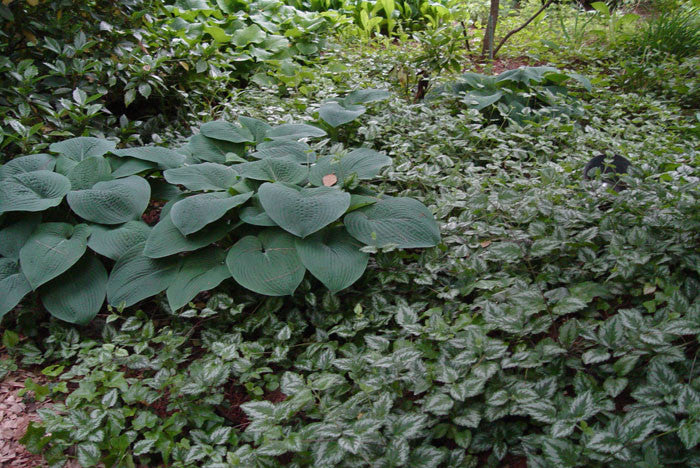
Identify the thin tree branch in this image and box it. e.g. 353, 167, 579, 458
493, 0, 555, 57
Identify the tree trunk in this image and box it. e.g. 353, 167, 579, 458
481, 0, 500, 59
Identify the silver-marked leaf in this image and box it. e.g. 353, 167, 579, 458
49, 137, 116, 161
344, 88, 390, 105
266, 124, 326, 140
318, 102, 365, 128
164, 163, 238, 191
40, 255, 107, 325
0, 214, 41, 259
19, 223, 90, 289
171, 191, 252, 235
226, 229, 305, 296
251, 140, 315, 164
67, 176, 150, 224
0, 154, 55, 178
107, 243, 179, 307
309, 148, 391, 186
88, 221, 152, 260
166, 247, 230, 310
112, 146, 186, 169
0, 258, 32, 318
295, 227, 368, 293
232, 158, 308, 184
238, 116, 271, 143
188, 134, 244, 164
258, 183, 350, 238
108, 157, 158, 178
344, 197, 440, 248
200, 121, 255, 143
67, 156, 112, 190
143, 214, 231, 258
0, 171, 70, 213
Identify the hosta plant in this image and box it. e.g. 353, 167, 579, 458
429, 66, 592, 125
0, 91, 440, 325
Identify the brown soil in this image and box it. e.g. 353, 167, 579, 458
466, 55, 543, 75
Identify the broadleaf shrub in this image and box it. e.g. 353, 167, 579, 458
0, 93, 440, 324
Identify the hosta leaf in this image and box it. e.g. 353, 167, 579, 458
67, 156, 112, 190
171, 191, 252, 235
226, 229, 305, 296
295, 227, 368, 293
309, 148, 391, 186
266, 124, 326, 140
344, 197, 440, 248
49, 137, 116, 161
106, 243, 179, 307
233, 158, 308, 184
258, 183, 350, 238
318, 102, 366, 128
0, 153, 55, 178
150, 179, 183, 201
166, 247, 230, 310
67, 176, 150, 225
200, 121, 254, 143
108, 157, 157, 178
349, 194, 380, 211
88, 221, 152, 260
143, 215, 231, 258
188, 134, 244, 164
164, 163, 239, 191
239, 200, 277, 227
0, 171, 71, 213
344, 89, 390, 105
19, 223, 90, 289
0, 214, 41, 259
238, 116, 271, 143
112, 146, 185, 169
40, 255, 107, 325
496, 66, 557, 85
251, 140, 315, 164
0, 258, 32, 317
462, 90, 503, 110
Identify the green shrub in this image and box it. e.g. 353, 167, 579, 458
429, 66, 592, 125
0, 0, 331, 162
0, 94, 440, 325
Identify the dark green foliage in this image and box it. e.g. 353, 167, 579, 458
0, 0, 331, 161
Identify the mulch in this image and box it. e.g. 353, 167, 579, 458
0, 370, 50, 468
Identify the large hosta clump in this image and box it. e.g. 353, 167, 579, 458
0, 101, 440, 324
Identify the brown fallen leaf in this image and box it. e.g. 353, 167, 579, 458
480, 240, 491, 248
322, 173, 338, 187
